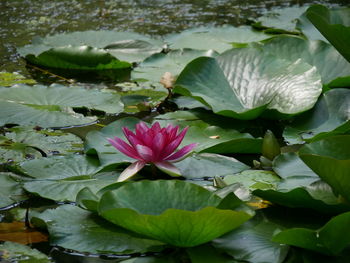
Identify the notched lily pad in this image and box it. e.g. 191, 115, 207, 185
98, 180, 252, 247
30, 204, 164, 254
0, 84, 123, 128
0, 126, 83, 164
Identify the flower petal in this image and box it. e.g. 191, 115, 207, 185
161, 127, 189, 159
107, 137, 140, 159
154, 161, 181, 177
164, 143, 198, 162
117, 161, 145, 182
136, 144, 154, 162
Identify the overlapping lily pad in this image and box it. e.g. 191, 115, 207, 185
131, 49, 217, 87
98, 180, 252, 247
20, 155, 119, 201
260, 36, 350, 86
272, 211, 350, 255
174, 47, 322, 119
165, 26, 272, 52
299, 135, 350, 203
0, 173, 27, 208
30, 204, 164, 254
305, 5, 350, 62
0, 126, 82, 164
18, 31, 165, 69
284, 89, 350, 144
252, 6, 308, 34
0, 241, 51, 263
0, 72, 36, 87
0, 84, 123, 128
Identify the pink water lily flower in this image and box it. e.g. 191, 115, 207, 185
108, 122, 197, 182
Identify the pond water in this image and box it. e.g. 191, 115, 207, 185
0, 0, 348, 73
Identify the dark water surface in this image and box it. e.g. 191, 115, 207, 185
0, 0, 349, 73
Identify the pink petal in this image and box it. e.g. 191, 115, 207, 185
107, 137, 140, 160
167, 125, 179, 142
152, 132, 165, 160
161, 127, 189, 159
136, 144, 154, 162
135, 122, 149, 138
164, 143, 198, 162
151, 122, 161, 133
154, 161, 181, 177
117, 161, 145, 182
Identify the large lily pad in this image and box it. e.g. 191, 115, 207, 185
30, 204, 164, 254
165, 26, 272, 52
272, 211, 350, 256
20, 155, 119, 201
0, 84, 123, 128
98, 180, 252, 247
260, 36, 350, 86
18, 31, 164, 68
305, 5, 350, 63
174, 47, 322, 119
0, 126, 82, 164
284, 89, 350, 144
131, 49, 217, 87
299, 135, 350, 203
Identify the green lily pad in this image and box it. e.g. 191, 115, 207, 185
273, 211, 350, 255
261, 36, 350, 86
254, 180, 350, 214
223, 170, 280, 191
174, 47, 322, 119
165, 26, 272, 52
0, 84, 123, 128
0, 173, 27, 208
299, 135, 350, 203
176, 153, 249, 179
213, 215, 289, 263
131, 49, 217, 87
252, 6, 308, 34
0, 72, 36, 87
20, 155, 119, 201
284, 89, 350, 144
30, 204, 164, 254
98, 180, 252, 247
305, 5, 350, 63
18, 30, 164, 67
0, 126, 83, 164
0, 241, 51, 263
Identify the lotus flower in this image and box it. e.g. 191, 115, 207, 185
108, 122, 197, 182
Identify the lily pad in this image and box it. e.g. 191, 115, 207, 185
0, 126, 83, 164
20, 155, 119, 201
284, 89, 350, 144
261, 36, 350, 86
0, 84, 123, 128
305, 5, 350, 63
223, 170, 280, 191
252, 6, 308, 34
0, 241, 51, 263
273, 211, 350, 255
174, 47, 322, 119
0, 173, 27, 208
299, 135, 350, 203
131, 49, 217, 87
18, 30, 164, 67
213, 215, 289, 263
30, 204, 164, 254
98, 180, 252, 247
165, 26, 272, 52
176, 153, 249, 179
0, 72, 36, 87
